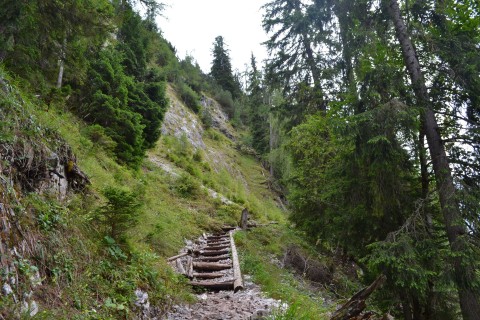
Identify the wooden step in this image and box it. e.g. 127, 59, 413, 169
193, 272, 225, 279
193, 262, 231, 271
205, 244, 230, 250
201, 249, 230, 256
206, 240, 230, 246
207, 235, 229, 240
196, 254, 230, 262
190, 280, 234, 290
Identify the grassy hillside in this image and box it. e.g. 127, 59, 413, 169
0, 69, 358, 319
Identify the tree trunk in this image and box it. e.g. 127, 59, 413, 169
418, 120, 429, 199
386, 1, 480, 319
293, 1, 324, 112
56, 37, 67, 89
269, 113, 276, 176
240, 208, 249, 230
418, 120, 434, 235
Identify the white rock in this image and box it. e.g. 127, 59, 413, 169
134, 289, 149, 306
2, 283, 13, 295
30, 269, 42, 287
29, 300, 39, 316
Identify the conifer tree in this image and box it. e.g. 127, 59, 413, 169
210, 36, 240, 98
262, 0, 330, 115
247, 54, 269, 154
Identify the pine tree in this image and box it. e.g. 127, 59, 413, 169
210, 36, 240, 98
262, 0, 331, 115
247, 54, 269, 154
385, 0, 480, 317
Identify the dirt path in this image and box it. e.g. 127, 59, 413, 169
165, 275, 285, 319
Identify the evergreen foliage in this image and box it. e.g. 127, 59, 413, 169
0, 0, 113, 88
255, 0, 480, 317
79, 47, 146, 166
95, 186, 142, 244
210, 36, 241, 100
247, 54, 270, 154
1, 2, 169, 168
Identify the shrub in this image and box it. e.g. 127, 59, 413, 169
176, 80, 200, 112
174, 173, 200, 198
214, 89, 234, 118
199, 106, 213, 129
81, 124, 117, 155
94, 186, 141, 244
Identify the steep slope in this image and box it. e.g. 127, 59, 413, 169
0, 70, 358, 319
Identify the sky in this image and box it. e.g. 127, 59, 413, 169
157, 0, 270, 73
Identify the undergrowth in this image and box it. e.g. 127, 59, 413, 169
1, 67, 359, 318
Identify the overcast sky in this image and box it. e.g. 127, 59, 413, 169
157, 0, 270, 74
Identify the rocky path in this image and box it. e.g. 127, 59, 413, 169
165, 275, 284, 320
165, 229, 285, 319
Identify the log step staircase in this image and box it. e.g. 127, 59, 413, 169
168, 227, 243, 292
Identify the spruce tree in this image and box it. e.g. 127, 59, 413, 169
210, 36, 240, 98
247, 54, 269, 154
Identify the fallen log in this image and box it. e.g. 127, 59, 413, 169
195, 254, 231, 262
190, 280, 234, 291
167, 252, 189, 262
221, 226, 237, 232
193, 272, 225, 279
230, 230, 244, 292
331, 274, 386, 320
193, 262, 232, 271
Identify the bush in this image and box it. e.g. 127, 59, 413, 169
81, 124, 117, 155
176, 80, 200, 112
94, 186, 141, 244
199, 106, 213, 129
174, 173, 200, 198
214, 89, 234, 118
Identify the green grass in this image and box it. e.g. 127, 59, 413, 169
0, 67, 358, 319
235, 227, 336, 319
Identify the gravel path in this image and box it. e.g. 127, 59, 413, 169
165, 275, 285, 320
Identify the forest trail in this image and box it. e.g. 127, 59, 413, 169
165, 229, 285, 319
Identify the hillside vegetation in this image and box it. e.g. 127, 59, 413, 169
0, 69, 355, 319
1, 0, 479, 319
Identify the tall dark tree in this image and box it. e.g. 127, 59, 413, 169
262, 0, 334, 115
0, 0, 113, 88
385, 0, 480, 318
247, 54, 270, 154
210, 35, 240, 98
